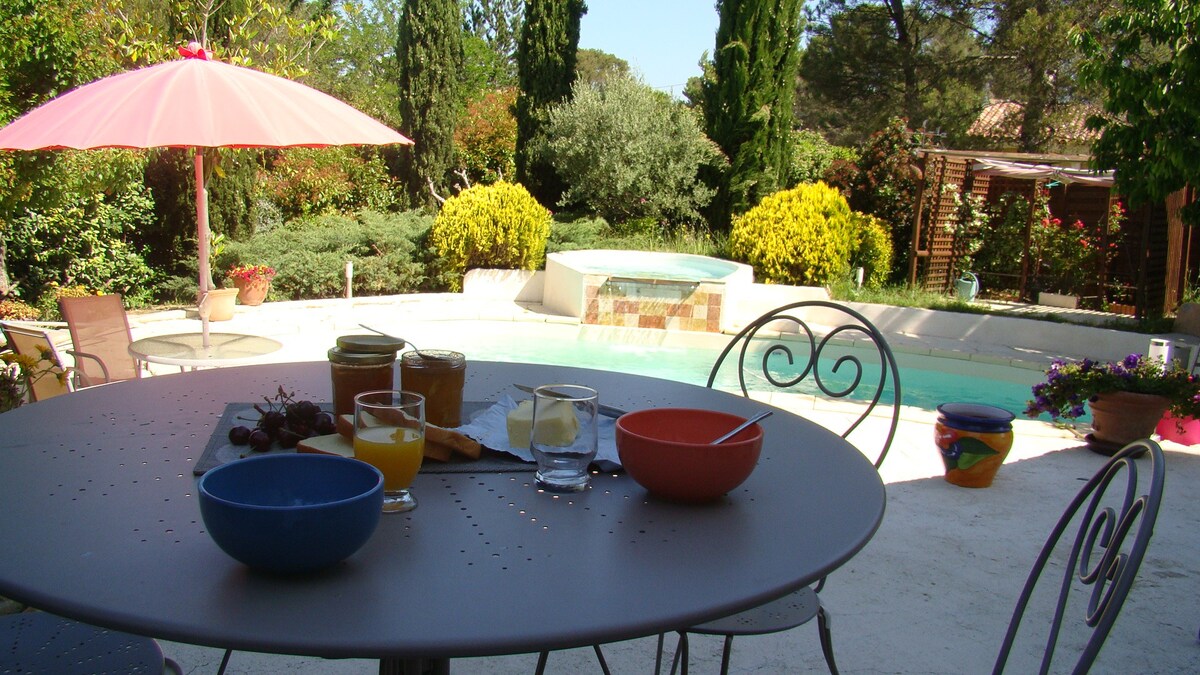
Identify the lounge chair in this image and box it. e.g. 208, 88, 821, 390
58, 294, 140, 387
0, 321, 73, 401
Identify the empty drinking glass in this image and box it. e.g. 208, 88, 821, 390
530, 384, 599, 492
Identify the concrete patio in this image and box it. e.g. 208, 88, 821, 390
14, 289, 1199, 673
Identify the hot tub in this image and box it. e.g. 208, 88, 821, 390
543, 250, 754, 332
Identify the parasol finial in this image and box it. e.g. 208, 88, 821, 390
178, 42, 211, 60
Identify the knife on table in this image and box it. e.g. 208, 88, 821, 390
513, 384, 628, 418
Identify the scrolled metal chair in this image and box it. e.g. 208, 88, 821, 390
992, 438, 1165, 674
0, 610, 182, 674
706, 300, 901, 467
663, 300, 903, 675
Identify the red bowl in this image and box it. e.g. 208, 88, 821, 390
616, 408, 764, 503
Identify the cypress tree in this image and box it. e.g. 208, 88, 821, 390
396, 0, 463, 207
703, 0, 803, 231
514, 0, 587, 207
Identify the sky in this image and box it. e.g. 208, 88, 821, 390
578, 1, 720, 98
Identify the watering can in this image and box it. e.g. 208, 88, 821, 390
954, 272, 979, 302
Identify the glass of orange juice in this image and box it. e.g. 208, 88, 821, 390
354, 390, 425, 513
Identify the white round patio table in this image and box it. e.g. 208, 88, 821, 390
128, 332, 283, 368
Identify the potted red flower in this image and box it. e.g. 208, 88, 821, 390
226, 264, 276, 306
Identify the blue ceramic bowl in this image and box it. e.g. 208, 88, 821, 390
198, 454, 384, 574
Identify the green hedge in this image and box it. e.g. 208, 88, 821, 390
217, 210, 444, 300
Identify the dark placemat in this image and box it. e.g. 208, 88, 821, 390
195, 401, 534, 476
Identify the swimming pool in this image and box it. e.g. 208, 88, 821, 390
409, 322, 1045, 418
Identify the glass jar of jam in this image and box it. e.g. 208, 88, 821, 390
399, 350, 466, 427
329, 334, 404, 416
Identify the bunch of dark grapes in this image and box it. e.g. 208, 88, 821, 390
228, 386, 336, 451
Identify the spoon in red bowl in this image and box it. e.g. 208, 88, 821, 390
710, 411, 772, 445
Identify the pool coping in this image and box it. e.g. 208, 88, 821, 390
125, 292, 1181, 375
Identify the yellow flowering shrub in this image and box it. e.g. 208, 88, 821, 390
0, 299, 39, 321
729, 182, 857, 286
850, 212, 893, 289
430, 181, 551, 291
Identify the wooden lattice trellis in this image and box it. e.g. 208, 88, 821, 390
910, 150, 1144, 309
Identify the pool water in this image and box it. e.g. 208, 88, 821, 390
550, 250, 743, 281
429, 325, 1043, 418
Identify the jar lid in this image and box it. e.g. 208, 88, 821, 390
328, 347, 396, 366
937, 403, 1015, 432
335, 334, 405, 354
400, 349, 465, 368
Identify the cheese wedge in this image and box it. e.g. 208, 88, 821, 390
296, 432, 354, 458
507, 400, 535, 449
507, 399, 579, 448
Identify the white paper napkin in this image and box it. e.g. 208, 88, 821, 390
456, 395, 621, 470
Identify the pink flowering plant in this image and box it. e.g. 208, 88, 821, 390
1025, 353, 1200, 421
226, 264, 276, 284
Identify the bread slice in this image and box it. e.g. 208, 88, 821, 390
427, 424, 482, 460
336, 413, 478, 461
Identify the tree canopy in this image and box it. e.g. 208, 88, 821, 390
514, 0, 586, 207
1076, 0, 1200, 225
703, 0, 804, 230
396, 0, 463, 206
798, 0, 986, 147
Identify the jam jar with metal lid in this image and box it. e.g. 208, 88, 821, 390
399, 350, 466, 427
329, 334, 405, 416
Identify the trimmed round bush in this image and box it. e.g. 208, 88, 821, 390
430, 182, 551, 289
850, 212, 893, 289
729, 182, 857, 286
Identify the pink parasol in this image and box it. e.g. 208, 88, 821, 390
0, 43, 413, 344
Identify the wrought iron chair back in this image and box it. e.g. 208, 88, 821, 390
706, 300, 902, 468
653, 301, 903, 675
993, 439, 1165, 675
1, 610, 182, 674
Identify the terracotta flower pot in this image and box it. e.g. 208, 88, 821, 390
1087, 390, 1170, 455
202, 288, 240, 321
232, 277, 270, 306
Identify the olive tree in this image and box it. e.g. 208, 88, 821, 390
541, 76, 723, 226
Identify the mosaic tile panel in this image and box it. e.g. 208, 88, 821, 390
583, 277, 724, 332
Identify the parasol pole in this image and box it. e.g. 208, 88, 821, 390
195, 148, 212, 348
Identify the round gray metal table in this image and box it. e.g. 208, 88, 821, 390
128, 332, 283, 368
0, 361, 885, 665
